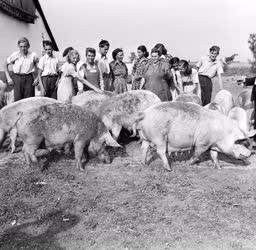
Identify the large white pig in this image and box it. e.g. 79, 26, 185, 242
0, 97, 58, 153
98, 90, 161, 139
15, 103, 121, 170
235, 89, 253, 110
214, 89, 234, 115
135, 102, 252, 171
72, 91, 114, 115
228, 106, 256, 138
175, 93, 202, 105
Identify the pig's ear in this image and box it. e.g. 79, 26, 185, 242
103, 132, 122, 148
246, 129, 256, 138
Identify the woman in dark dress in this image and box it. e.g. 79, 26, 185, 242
141, 48, 172, 101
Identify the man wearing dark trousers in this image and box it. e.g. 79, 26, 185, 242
4, 37, 39, 102
38, 40, 59, 99
196, 46, 223, 106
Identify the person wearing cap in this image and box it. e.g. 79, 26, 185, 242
95, 40, 111, 91
4, 37, 39, 101
196, 46, 223, 106
38, 40, 59, 99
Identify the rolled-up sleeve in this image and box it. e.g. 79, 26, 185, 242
6, 52, 18, 64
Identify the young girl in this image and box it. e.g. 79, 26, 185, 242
109, 48, 128, 94
176, 60, 200, 96
57, 50, 103, 102
169, 57, 181, 100
131, 45, 149, 90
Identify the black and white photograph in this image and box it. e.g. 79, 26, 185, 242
0, 0, 256, 249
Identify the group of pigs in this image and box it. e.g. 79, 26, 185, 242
0, 88, 255, 171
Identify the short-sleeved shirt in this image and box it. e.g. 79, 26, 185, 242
38, 54, 59, 76
176, 68, 199, 94
196, 55, 223, 78
7, 51, 39, 74
95, 52, 110, 75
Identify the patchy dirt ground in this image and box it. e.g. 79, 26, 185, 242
1, 76, 256, 250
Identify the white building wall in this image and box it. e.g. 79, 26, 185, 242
0, 9, 51, 70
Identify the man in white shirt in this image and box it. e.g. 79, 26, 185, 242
38, 40, 59, 99
4, 37, 39, 102
95, 40, 111, 91
196, 46, 223, 106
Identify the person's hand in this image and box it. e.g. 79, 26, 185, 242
7, 78, 14, 86
32, 78, 39, 86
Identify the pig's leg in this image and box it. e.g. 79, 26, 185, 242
111, 124, 122, 140
210, 149, 221, 169
190, 144, 209, 166
156, 143, 171, 171
23, 143, 38, 166
74, 139, 87, 171
141, 140, 150, 164
10, 128, 17, 153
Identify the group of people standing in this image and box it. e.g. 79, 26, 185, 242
4, 37, 224, 106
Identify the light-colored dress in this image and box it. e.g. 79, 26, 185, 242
57, 63, 78, 102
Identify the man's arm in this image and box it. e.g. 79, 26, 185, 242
4, 60, 14, 86
38, 68, 45, 96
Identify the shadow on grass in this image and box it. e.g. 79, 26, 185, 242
0, 210, 80, 250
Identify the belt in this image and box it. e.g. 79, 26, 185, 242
199, 74, 210, 79
14, 73, 32, 76
42, 75, 58, 77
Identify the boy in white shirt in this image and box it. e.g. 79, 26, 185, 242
38, 40, 59, 99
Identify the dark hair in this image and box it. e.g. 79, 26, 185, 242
112, 48, 123, 60
18, 37, 30, 47
154, 43, 167, 56
137, 45, 149, 58
179, 59, 192, 75
86, 47, 96, 56
151, 48, 161, 56
209, 45, 220, 53
62, 46, 74, 57
43, 40, 53, 48
169, 57, 180, 65
99, 39, 110, 48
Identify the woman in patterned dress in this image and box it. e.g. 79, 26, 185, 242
131, 45, 149, 90
109, 48, 128, 94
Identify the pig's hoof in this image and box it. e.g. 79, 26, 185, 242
213, 164, 222, 170
164, 165, 172, 172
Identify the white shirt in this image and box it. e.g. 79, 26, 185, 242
7, 51, 39, 74
38, 54, 59, 76
95, 52, 110, 75
196, 55, 223, 78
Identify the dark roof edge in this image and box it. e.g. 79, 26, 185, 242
33, 0, 59, 51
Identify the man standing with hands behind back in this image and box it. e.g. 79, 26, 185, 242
4, 37, 39, 102
196, 45, 224, 106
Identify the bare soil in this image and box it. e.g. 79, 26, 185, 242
1, 76, 256, 250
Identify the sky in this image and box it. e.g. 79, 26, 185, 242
41, 0, 256, 62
